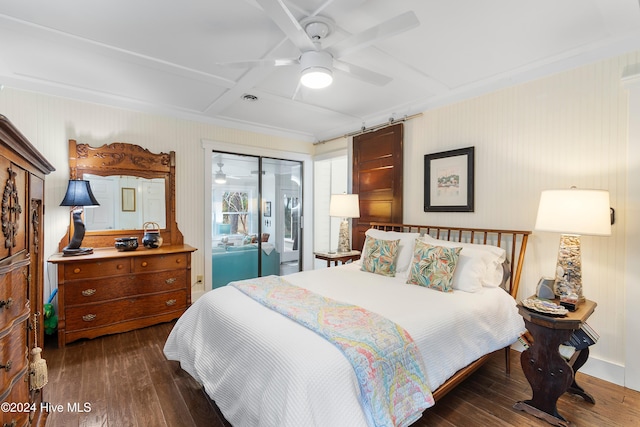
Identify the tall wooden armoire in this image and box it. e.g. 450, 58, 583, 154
0, 115, 55, 427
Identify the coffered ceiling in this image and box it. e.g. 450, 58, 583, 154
1, 0, 639, 143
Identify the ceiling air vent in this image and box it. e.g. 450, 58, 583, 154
241, 94, 259, 102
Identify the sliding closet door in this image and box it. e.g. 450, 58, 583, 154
211, 152, 303, 288
211, 152, 260, 288
262, 157, 302, 274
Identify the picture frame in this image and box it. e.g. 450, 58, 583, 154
424, 146, 474, 212
264, 201, 271, 217
121, 187, 136, 212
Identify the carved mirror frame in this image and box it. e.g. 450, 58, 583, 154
58, 139, 183, 250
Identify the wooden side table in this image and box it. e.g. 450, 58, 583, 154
514, 298, 597, 427
314, 250, 361, 267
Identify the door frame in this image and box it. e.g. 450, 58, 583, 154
201, 139, 313, 291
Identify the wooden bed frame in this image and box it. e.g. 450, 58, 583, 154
370, 222, 531, 401
200, 221, 532, 422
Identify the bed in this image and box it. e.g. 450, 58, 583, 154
164, 223, 531, 426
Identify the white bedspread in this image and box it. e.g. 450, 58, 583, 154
164, 264, 525, 427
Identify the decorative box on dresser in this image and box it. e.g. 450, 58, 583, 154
0, 115, 55, 427
49, 140, 196, 347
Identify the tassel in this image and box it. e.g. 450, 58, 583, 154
30, 313, 48, 390
30, 347, 48, 390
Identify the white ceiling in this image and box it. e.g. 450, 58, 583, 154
1, 0, 639, 143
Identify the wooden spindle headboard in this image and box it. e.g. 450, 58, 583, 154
369, 222, 531, 299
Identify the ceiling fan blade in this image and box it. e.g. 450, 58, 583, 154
255, 0, 317, 52
329, 11, 420, 58
333, 60, 392, 86
218, 58, 299, 68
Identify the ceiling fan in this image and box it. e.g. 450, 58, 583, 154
220, 0, 419, 88
214, 162, 227, 184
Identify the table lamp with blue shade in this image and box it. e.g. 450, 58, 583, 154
60, 179, 100, 256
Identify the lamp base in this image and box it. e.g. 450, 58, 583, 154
336, 219, 351, 253
62, 247, 94, 257
553, 234, 583, 300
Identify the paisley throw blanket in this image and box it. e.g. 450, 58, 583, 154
230, 276, 434, 427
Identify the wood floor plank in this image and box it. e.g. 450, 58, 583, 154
43, 322, 640, 427
46, 341, 85, 427
101, 333, 141, 427
78, 336, 108, 427
135, 322, 199, 427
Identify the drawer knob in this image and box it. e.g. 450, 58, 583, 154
175, 258, 182, 264
165, 278, 177, 285
81, 289, 97, 297
0, 360, 12, 372
165, 299, 177, 307
0, 298, 13, 309
82, 314, 97, 322
141, 261, 148, 267
117, 264, 124, 270
73, 268, 81, 274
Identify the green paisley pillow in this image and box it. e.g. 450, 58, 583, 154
407, 240, 462, 292
360, 236, 400, 277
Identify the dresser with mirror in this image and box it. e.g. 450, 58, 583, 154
49, 140, 196, 347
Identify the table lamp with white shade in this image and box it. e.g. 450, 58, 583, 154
534, 188, 612, 303
329, 194, 360, 253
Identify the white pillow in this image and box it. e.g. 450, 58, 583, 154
362, 229, 420, 273
452, 251, 487, 292
421, 234, 507, 289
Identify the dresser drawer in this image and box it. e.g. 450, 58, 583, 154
0, 267, 28, 328
64, 270, 187, 306
64, 258, 129, 280
65, 289, 187, 331
0, 320, 27, 396
132, 253, 187, 273
1, 370, 30, 427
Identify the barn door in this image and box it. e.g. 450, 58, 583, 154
352, 123, 404, 251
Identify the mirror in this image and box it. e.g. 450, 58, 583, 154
83, 173, 166, 230
58, 140, 183, 250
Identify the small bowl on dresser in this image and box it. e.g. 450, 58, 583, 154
115, 237, 139, 251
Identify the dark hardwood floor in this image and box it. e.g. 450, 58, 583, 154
43, 321, 640, 427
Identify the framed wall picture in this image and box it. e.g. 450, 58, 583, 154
264, 201, 271, 217
424, 147, 474, 212
121, 187, 136, 212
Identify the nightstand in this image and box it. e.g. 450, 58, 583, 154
314, 250, 361, 267
514, 298, 597, 427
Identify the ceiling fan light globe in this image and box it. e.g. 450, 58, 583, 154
215, 172, 227, 184
301, 67, 333, 88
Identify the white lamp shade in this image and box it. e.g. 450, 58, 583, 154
329, 194, 360, 218
535, 188, 611, 236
